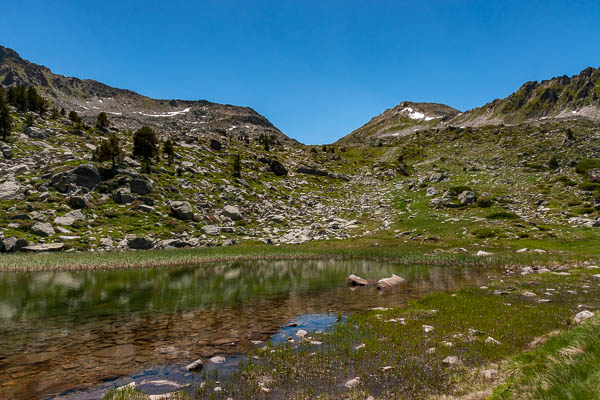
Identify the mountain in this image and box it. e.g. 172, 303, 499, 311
0, 45, 290, 143
339, 67, 600, 145
336, 102, 459, 145
454, 67, 600, 127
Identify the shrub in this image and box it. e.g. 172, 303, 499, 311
579, 182, 600, 191
476, 197, 492, 208
473, 227, 496, 238
556, 176, 577, 186
486, 211, 520, 220
575, 159, 600, 174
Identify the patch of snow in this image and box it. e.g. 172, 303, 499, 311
227, 125, 237, 131
107, 112, 122, 116
403, 107, 425, 120
80, 105, 89, 110
572, 110, 577, 114
139, 107, 191, 117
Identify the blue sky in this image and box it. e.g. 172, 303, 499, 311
1, 1, 599, 144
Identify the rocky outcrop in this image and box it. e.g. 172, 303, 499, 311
171, 201, 194, 221
50, 164, 102, 193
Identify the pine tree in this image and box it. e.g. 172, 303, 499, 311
133, 126, 159, 173
0, 87, 12, 141
233, 154, 242, 178
163, 139, 175, 166
69, 110, 82, 124
95, 112, 110, 130
94, 132, 123, 169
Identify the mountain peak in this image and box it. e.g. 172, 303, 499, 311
336, 101, 459, 145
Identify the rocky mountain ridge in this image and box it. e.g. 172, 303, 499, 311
340, 66, 600, 145
0, 45, 290, 143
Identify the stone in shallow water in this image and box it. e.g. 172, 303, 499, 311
185, 359, 203, 372
377, 274, 405, 290
347, 274, 368, 286
209, 356, 225, 364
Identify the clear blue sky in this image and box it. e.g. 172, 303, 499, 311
1, 1, 599, 144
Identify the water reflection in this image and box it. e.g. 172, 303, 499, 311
0, 259, 495, 399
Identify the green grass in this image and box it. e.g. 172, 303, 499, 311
575, 158, 600, 174
491, 316, 600, 400
188, 265, 600, 399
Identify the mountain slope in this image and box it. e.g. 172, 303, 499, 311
451, 67, 600, 127
339, 67, 600, 146
336, 101, 460, 145
0, 45, 290, 142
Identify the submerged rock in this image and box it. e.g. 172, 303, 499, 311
185, 359, 204, 372
377, 274, 405, 290
347, 274, 369, 286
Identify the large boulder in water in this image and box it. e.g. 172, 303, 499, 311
377, 274, 405, 290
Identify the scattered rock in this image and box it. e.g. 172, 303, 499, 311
203, 225, 220, 235
458, 190, 477, 205
129, 177, 153, 195
0, 179, 23, 200
114, 187, 134, 204
574, 310, 594, 324
171, 201, 194, 221
69, 195, 89, 209
222, 205, 243, 221
485, 336, 501, 345
22, 243, 64, 252
31, 222, 55, 237
476, 250, 493, 256
344, 377, 360, 388
54, 210, 85, 226
442, 356, 459, 366
127, 236, 154, 250
209, 139, 222, 151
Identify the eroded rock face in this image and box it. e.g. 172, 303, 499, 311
171, 201, 194, 221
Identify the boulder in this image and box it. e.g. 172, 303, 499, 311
0, 237, 29, 253
429, 171, 448, 183
23, 126, 52, 139
268, 159, 288, 176
22, 243, 64, 252
69, 195, 89, 209
129, 177, 153, 195
127, 236, 154, 250
185, 359, 203, 372
574, 310, 594, 324
347, 274, 369, 286
171, 201, 194, 221
31, 222, 55, 237
209, 139, 222, 151
54, 210, 85, 226
458, 190, 477, 205
377, 274, 405, 290
222, 205, 243, 221
0, 180, 24, 200
50, 164, 101, 193
203, 225, 220, 235
113, 187, 134, 204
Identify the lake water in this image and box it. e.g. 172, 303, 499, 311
0, 259, 496, 399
